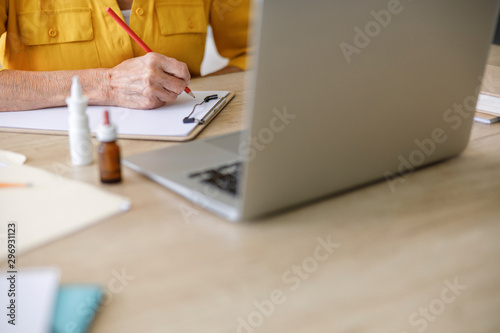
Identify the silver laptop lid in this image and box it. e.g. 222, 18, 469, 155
240, 0, 499, 219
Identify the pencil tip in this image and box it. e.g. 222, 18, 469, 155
188, 91, 196, 98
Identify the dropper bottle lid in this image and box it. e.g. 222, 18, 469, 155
66, 76, 89, 107
97, 110, 117, 142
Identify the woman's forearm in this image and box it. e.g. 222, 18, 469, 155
0, 53, 191, 111
0, 69, 111, 112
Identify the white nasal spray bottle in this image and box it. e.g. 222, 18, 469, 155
66, 76, 93, 166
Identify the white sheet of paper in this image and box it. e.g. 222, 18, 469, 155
0, 267, 60, 333
0, 91, 229, 137
0, 163, 131, 256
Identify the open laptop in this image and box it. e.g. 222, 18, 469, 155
123, 0, 499, 221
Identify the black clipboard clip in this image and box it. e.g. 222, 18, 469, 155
183, 94, 219, 124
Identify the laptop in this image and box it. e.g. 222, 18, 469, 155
123, 0, 499, 221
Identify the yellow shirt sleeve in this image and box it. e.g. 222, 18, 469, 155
210, 0, 250, 70
0, 0, 7, 70
0, 0, 6, 36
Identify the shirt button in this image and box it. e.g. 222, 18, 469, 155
135, 7, 144, 16
48, 28, 57, 37
188, 19, 195, 29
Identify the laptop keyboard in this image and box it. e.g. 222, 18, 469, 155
189, 162, 242, 196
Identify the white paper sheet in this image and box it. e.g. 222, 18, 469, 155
0, 91, 229, 137
0, 267, 60, 333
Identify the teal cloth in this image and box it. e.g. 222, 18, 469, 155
51, 285, 103, 333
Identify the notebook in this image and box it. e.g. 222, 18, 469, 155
0, 162, 130, 256
0, 91, 233, 141
52, 285, 103, 333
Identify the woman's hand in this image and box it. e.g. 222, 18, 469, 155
0, 53, 190, 112
107, 52, 191, 109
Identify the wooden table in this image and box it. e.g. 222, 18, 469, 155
2, 65, 500, 332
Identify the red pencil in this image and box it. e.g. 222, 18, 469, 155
106, 7, 196, 98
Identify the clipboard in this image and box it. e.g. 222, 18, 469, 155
0, 91, 235, 142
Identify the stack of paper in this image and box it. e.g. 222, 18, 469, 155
475, 65, 500, 123
476, 93, 500, 116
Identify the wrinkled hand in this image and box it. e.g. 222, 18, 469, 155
108, 53, 190, 109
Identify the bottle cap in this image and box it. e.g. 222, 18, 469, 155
71, 76, 83, 98
66, 76, 89, 108
97, 110, 117, 142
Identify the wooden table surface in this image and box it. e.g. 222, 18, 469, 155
1, 55, 500, 332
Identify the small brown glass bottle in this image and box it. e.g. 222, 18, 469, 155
97, 110, 122, 184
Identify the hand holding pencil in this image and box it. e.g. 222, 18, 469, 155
107, 53, 192, 109
105, 7, 195, 109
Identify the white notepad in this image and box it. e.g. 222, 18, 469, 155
0, 91, 231, 141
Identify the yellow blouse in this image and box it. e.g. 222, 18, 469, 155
0, 0, 249, 75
